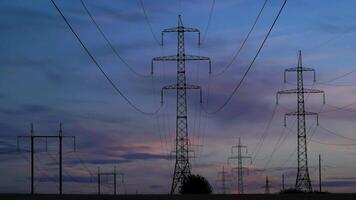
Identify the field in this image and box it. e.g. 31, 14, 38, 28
1, 194, 356, 200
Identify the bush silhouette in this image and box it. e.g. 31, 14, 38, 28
179, 174, 213, 194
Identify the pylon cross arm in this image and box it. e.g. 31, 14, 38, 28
284, 67, 316, 82
162, 27, 199, 33
284, 111, 319, 126
285, 67, 315, 72
152, 54, 209, 61
151, 55, 211, 74
276, 89, 325, 104
160, 84, 202, 104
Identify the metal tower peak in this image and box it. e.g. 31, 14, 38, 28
178, 15, 183, 27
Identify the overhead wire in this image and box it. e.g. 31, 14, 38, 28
208, 0, 287, 114
138, 0, 161, 45
318, 125, 356, 142
200, 0, 216, 45
309, 139, 356, 146
212, 0, 268, 77
80, 0, 151, 77
50, 0, 161, 115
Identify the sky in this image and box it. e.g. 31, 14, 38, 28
1, 0, 356, 194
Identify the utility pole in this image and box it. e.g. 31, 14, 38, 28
17, 123, 76, 194
151, 15, 211, 194
265, 176, 270, 194
228, 137, 252, 194
319, 154, 322, 192
277, 50, 325, 192
282, 174, 285, 192
215, 166, 231, 194
97, 166, 124, 195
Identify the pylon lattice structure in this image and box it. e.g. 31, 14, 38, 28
228, 137, 252, 194
277, 50, 325, 192
215, 166, 232, 194
151, 15, 211, 194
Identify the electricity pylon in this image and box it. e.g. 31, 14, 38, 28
97, 167, 124, 195
215, 166, 231, 194
17, 123, 76, 194
228, 137, 252, 194
265, 176, 270, 194
151, 15, 211, 194
277, 50, 325, 192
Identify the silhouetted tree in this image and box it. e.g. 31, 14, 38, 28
179, 174, 213, 194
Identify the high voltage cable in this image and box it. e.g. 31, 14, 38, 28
252, 103, 278, 162
138, 0, 161, 45
212, 0, 268, 77
80, 0, 151, 77
200, 0, 216, 44
317, 69, 356, 84
209, 0, 287, 114
318, 125, 356, 142
286, 68, 356, 86
309, 138, 356, 146
50, 0, 161, 115
279, 118, 319, 169
308, 24, 356, 51
321, 102, 356, 114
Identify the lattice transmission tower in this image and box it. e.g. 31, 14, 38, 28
228, 137, 252, 194
276, 50, 325, 192
151, 15, 211, 194
215, 166, 232, 194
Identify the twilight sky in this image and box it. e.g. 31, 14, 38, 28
1, 0, 356, 194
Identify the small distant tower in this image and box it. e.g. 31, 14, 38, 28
265, 176, 270, 194
228, 137, 252, 194
215, 166, 231, 194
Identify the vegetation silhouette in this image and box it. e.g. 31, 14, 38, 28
179, 174, 213, 194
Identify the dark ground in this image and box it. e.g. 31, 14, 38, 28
1, 194, 356, 200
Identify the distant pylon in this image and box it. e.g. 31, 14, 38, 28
17, 123, 76, 194
215, 166, 231, 194
277, 50, 325, 192
151, 15, 212, 194
265, 176, 270, 194
228, 137, 252, 194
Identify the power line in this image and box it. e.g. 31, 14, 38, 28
209, 0, 287, 114
200, 0, 216, 44
212, 0, 268, 77
308, 24, 356, 51
138, 0, 161, 45
80, 0, 151, 77
252, 103, 278, 162
309, 138, 356, 146
287, 68, 356, 86
321, 102, 356, 114
50, 0, 161, 115
318, 125, 356, 141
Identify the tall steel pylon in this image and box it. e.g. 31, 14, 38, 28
151, 15, 211, 194
277, 50, 325, 192
228, 137, 252, 194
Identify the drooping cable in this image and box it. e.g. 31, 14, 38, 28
80, 0, 151, 77
50, 0, 161, 115
212, 0, 268, 77
209, 0, 287, 114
